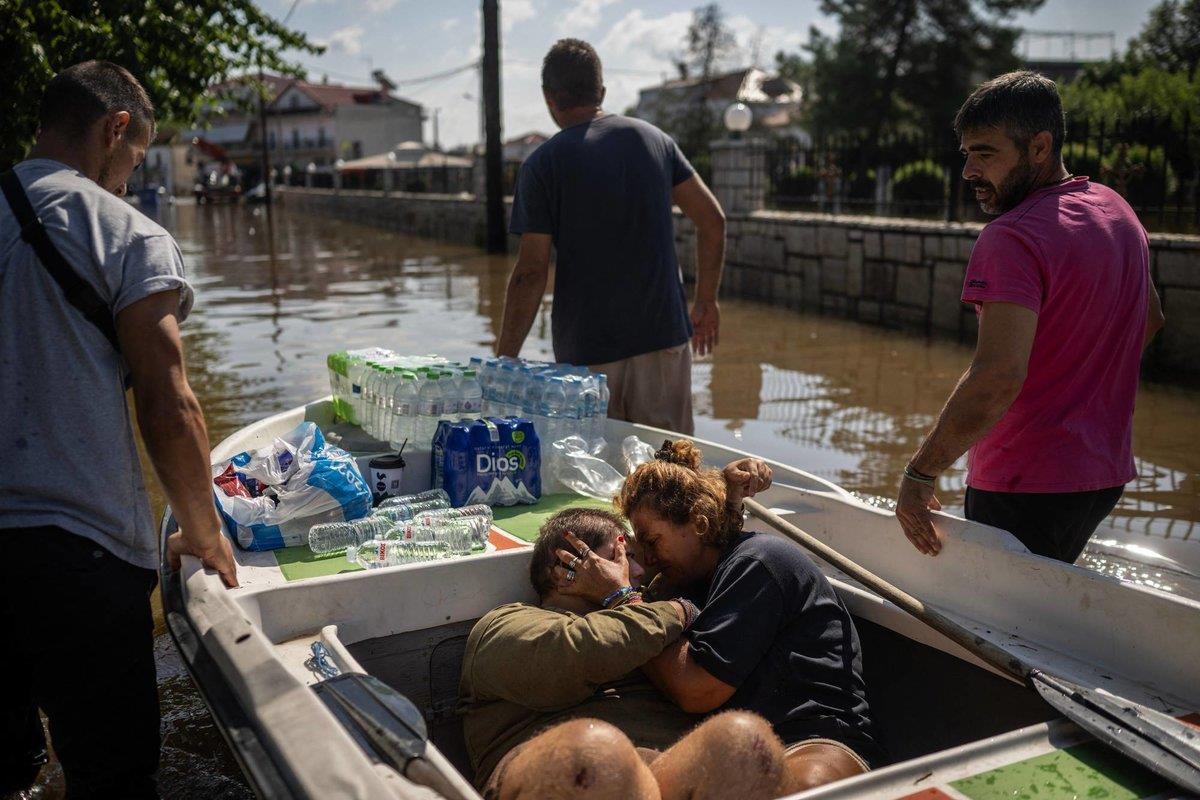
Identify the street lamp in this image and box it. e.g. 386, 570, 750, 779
384, 150, 397, 196
282, 164, 293, 187
334, 158, 345, 193
305, 161, 316, 189
724, 102, 752, 140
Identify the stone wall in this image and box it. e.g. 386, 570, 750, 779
277, 186, 1200, 381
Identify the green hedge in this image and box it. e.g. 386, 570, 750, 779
890, 159, 947, 206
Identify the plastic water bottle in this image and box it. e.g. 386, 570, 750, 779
388, 371, 419, 450
441, 369, 462, 419
460, 369, 483, 418
377, 488, 450, 508
594, 374, 610, 450
373, 496, 451, 521
346, 539, 453, 569
522, 372, 546, 418
542, 376, 569, 446
415, 372, 443, 447
370, 367, 394, 439
580, 376, 600, 449
385, 518, 480, 555
492, 364, 515, 416
505, 367, 530, 418
308, 516, 393, 555
561, 376, 583, 438
410, 504, 494, 545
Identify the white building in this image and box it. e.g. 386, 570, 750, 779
634, 67, 805, 141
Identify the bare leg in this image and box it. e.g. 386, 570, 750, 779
779, 741, 868, 794
650, 711, 786, 800
493, 718, 661, 800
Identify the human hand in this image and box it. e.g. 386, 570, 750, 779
168, 526, 239, 588
552, 531, 629, 604
723, 458, 773, 507
895, 477, 943, 556
690, 299, 720, 357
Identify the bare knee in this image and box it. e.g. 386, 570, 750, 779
502, 718, 659, 800
654, 711, 784, 800
700, 711, 785, 777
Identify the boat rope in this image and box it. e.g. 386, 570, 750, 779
306, 641, 341, 679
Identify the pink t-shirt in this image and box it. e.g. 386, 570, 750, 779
961, 177, 1148, 493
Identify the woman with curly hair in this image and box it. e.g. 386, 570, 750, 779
558, 440, 882, 792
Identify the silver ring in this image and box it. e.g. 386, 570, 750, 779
566, 569, 576, 582
568, 555, 582, 570
578, 547, 591, 559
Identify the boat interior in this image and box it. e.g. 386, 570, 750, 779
176, 400, 1200, 798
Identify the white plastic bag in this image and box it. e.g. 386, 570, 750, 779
213, 422, 372, 550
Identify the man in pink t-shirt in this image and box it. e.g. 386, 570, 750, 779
894, 71, 1165, 562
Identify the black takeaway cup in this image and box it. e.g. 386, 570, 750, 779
368, 453, 406, 505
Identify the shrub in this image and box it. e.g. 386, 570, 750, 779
776, 165, 817, 198
1098, 143, 1177, 208
890, 159, 947, 208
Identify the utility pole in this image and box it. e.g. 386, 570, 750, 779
482, 0, 506, 253
257, 52, 274, 219
433, 108, 441, 151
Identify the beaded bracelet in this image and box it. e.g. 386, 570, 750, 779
612, 592, 643, 608
602, 586, 637, 609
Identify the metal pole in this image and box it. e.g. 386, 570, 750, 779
482, 0, 506, 253
257, 54, 274, 210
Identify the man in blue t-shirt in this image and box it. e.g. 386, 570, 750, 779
496, 38, 727, 435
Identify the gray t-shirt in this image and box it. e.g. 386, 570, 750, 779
0, 159, 194, 568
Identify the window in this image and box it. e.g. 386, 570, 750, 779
318, 127, 326, 146
292, 129, 300, 149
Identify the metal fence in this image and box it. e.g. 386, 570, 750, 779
766, 114, 1200, 233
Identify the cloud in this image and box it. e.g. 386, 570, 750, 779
502, 0, 536, 32
557, 0, 621, 34
365, 0, 400, 11
441, 17, 462, 31
324, 25, 366, 55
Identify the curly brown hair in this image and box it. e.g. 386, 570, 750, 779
616, 440, 743, 549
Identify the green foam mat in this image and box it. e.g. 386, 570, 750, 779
489, 494, 615, 542
272, 494, 613, 581
274, 544, 363, 582
950, 741, 1166, 800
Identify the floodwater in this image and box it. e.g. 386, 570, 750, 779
22, 201, 1200, 797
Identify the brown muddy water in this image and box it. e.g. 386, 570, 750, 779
20, 201, 1200, 797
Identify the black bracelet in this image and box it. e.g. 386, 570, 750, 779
674, 598, 700, 630
903, 464, 937, 484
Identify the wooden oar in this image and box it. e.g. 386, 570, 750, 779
743, 498, 1200, 793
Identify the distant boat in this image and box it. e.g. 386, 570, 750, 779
161, 397, 1200, 799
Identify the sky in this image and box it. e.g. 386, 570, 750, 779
260, 0, 1162, 149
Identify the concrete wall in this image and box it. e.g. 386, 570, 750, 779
276, 186, 1200, 381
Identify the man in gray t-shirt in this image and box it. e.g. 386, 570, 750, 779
0, 61, 236, 797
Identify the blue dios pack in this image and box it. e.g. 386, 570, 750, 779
433, 418, 540, 507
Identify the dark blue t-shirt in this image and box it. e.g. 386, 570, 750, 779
685, 533, 881, 762
508, 114, 695, 365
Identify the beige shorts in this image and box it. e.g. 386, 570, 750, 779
784, 738, 871, 772
590, 343, 694, 435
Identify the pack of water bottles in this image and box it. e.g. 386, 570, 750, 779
304, 488, 497, 569
326, 350, 483, 449
433, 417, 541, 507
475, 357, 610, 455
326, 351, 610, 455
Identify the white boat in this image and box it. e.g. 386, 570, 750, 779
161, 398, 1200, 799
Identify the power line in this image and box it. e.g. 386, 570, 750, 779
393, 60, 480, 86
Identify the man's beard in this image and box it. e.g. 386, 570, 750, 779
972, 155, 1038, 216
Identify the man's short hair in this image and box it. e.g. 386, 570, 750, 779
529, 508, 626, 598
953, 70, 1064, 157
39, 61, 155, 140
542, 39, 604, 110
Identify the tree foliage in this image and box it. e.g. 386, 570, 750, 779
795, 0, 1043, 142
0, 0, 322, 168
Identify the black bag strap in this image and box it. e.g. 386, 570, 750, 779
1, 169, 123, 355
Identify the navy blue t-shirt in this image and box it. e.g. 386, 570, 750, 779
508, 114, 695, 365
685, 533, 881, 762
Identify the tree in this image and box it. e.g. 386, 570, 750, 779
793, 0, 1044, 142
1126, 0, 1200, 78
0, 0, 322, 169
673, 3, 737, 81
